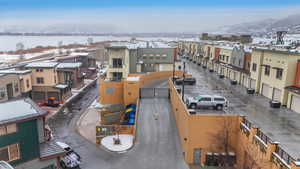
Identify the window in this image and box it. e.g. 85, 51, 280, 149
226, 56, 229, 62
264, 66, 270, 76
14, 83, 19, 93
214, 98, 225, 101
0, 88, 6, 99
26, 79, 30, 88
36, 77, 44, 84
252, 63, 257, 72
112, 72, 123, 80
36, 69, 43, 72
0, 124, 17, 136
273, 68, 283, 80
0, 144, 20, 162
112, 58, 122, 68
201, 97, 212, 101
238, 59, 242, 66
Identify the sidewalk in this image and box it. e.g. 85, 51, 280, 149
76, 101, 100, 144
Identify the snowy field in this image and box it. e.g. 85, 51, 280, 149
0, 35, 179, 51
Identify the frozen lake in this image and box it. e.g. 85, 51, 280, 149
0, 35, 179, 51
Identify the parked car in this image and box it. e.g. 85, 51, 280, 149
56, 141, 81, 169
0, 161, 14, 169
175, 77, 196, 85
186, 95, 228, 110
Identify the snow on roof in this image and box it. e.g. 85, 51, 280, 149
0, 99, 47, 125
57, 62, 82, 69
109, 41, 173, 49
55, 84, 69, 89
217, 45, 234, 50
0, 70, 32, 75
127, 76, 140, 81
25, 62, 59, 68
70, 52, 89, 56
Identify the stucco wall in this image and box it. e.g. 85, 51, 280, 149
29, 68, 58, 87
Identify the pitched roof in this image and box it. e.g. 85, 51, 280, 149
0, 99, 47, 125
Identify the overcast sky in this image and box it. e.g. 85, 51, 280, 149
1, 0, 300, 33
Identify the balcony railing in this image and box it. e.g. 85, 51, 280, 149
273, 146, 295, 166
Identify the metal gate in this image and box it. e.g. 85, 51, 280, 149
140, 88, 169, 98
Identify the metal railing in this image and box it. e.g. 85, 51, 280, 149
257, 129, 272, 145
275, 146, 295, 165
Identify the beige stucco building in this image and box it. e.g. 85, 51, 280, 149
0, 74, 21, 102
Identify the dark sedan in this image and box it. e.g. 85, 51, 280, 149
175, 77, 196, 85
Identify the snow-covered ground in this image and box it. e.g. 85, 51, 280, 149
101, 134, 134, 152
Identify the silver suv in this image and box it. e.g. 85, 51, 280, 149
186, 95, 228, 110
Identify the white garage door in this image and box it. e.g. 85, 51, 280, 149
250, 79, 256, 89
243, 77, 249, 88
291, 95, 300, 114
261, 83, 270, 98
272, 88, 282, 102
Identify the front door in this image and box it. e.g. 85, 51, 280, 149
193, 148, 202, 165
6, 83, 13, 99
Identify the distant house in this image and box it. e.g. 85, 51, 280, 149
0, 99, 65, 169
0, 70, 32, 98
0, 74, 21, 103
24, 62, 71, 103
56, 62, 84, 89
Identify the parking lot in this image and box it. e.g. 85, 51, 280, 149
182, 59, 300, 159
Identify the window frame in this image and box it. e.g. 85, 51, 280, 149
276, 68, 283, 80
252, 63, 257, 72
264, 66, 270, 76
0, 143, 20, 162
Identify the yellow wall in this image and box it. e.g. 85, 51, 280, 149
29, 68, 58, 87
99, 79, 124, 105
20, 73, 32, 93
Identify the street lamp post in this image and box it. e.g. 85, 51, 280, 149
182, 61, 186, 101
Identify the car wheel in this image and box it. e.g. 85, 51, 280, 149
60, 161, 66, 169
216, 105, 223, 110
190, 104, 197, 109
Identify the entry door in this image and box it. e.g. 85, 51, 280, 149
193, 148, 202, 165
291, 95, 300, 114
261, 83, 270, 98
6, 83, 14, 99
250, 79, 256, 89
272, 88, 282, 102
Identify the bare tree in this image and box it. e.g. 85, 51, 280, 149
16, 42, 24, 60
243, 143, 269, 169
209, 116, 237, 168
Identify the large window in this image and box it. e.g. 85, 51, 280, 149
112, 58, 123, 68
112, 72, 123, 80
36, 69, 43, 72
264, 66, 270, 76
36, 77, 44, 84
252, 63, 257, 72
0, 144, 20, 162
0, 124, 17, 136
276, 68, 283, 80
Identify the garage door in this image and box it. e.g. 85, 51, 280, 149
261, 83, 270, 98
243, 77, 248, 88
272, 88, 282, 102
291, 95, 300, 114
32, 91, 46, 102
250, 79, 256, 89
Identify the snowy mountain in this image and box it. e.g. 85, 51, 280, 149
217, 14, 300, 35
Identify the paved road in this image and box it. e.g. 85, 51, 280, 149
184, 59, 300, 159
48, 80, 189, 169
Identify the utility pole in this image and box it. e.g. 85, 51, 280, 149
172, 50, 176, 82
182, 61, 186, 101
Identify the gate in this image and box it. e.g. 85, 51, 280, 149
140, 88, 169, 98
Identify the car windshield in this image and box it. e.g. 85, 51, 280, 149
194, 96, 202, 100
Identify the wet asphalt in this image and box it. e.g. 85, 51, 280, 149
48, 79, 189, 169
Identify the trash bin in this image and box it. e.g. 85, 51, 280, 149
219, 74, 225, 79
202, 66, 207, 69
270, 100, 281, 108
247, 88, 255, 94
230, 80, 237, 85
209, 69, 214, 72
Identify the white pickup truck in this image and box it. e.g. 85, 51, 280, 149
186, 95, 228, 110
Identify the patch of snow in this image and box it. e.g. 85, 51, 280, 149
101, 134, 134, 152
127, 76, 140, 81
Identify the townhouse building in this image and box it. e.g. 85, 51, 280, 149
56, 62, 84, 89
0, 70, 32, 98
217, 46, 234, 77
286, 61, 300, 113
106, 42, 181, 80
24, 62, 71, 103
250, 48, 300, 106
0, 74, 21, 103
0, 99, 65, 169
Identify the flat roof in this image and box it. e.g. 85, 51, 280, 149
0, 99, 47, 125
57, 62, 82, 69
108, 41, 173, 49
25, 62, 59, 68
39, 141, 66, 159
